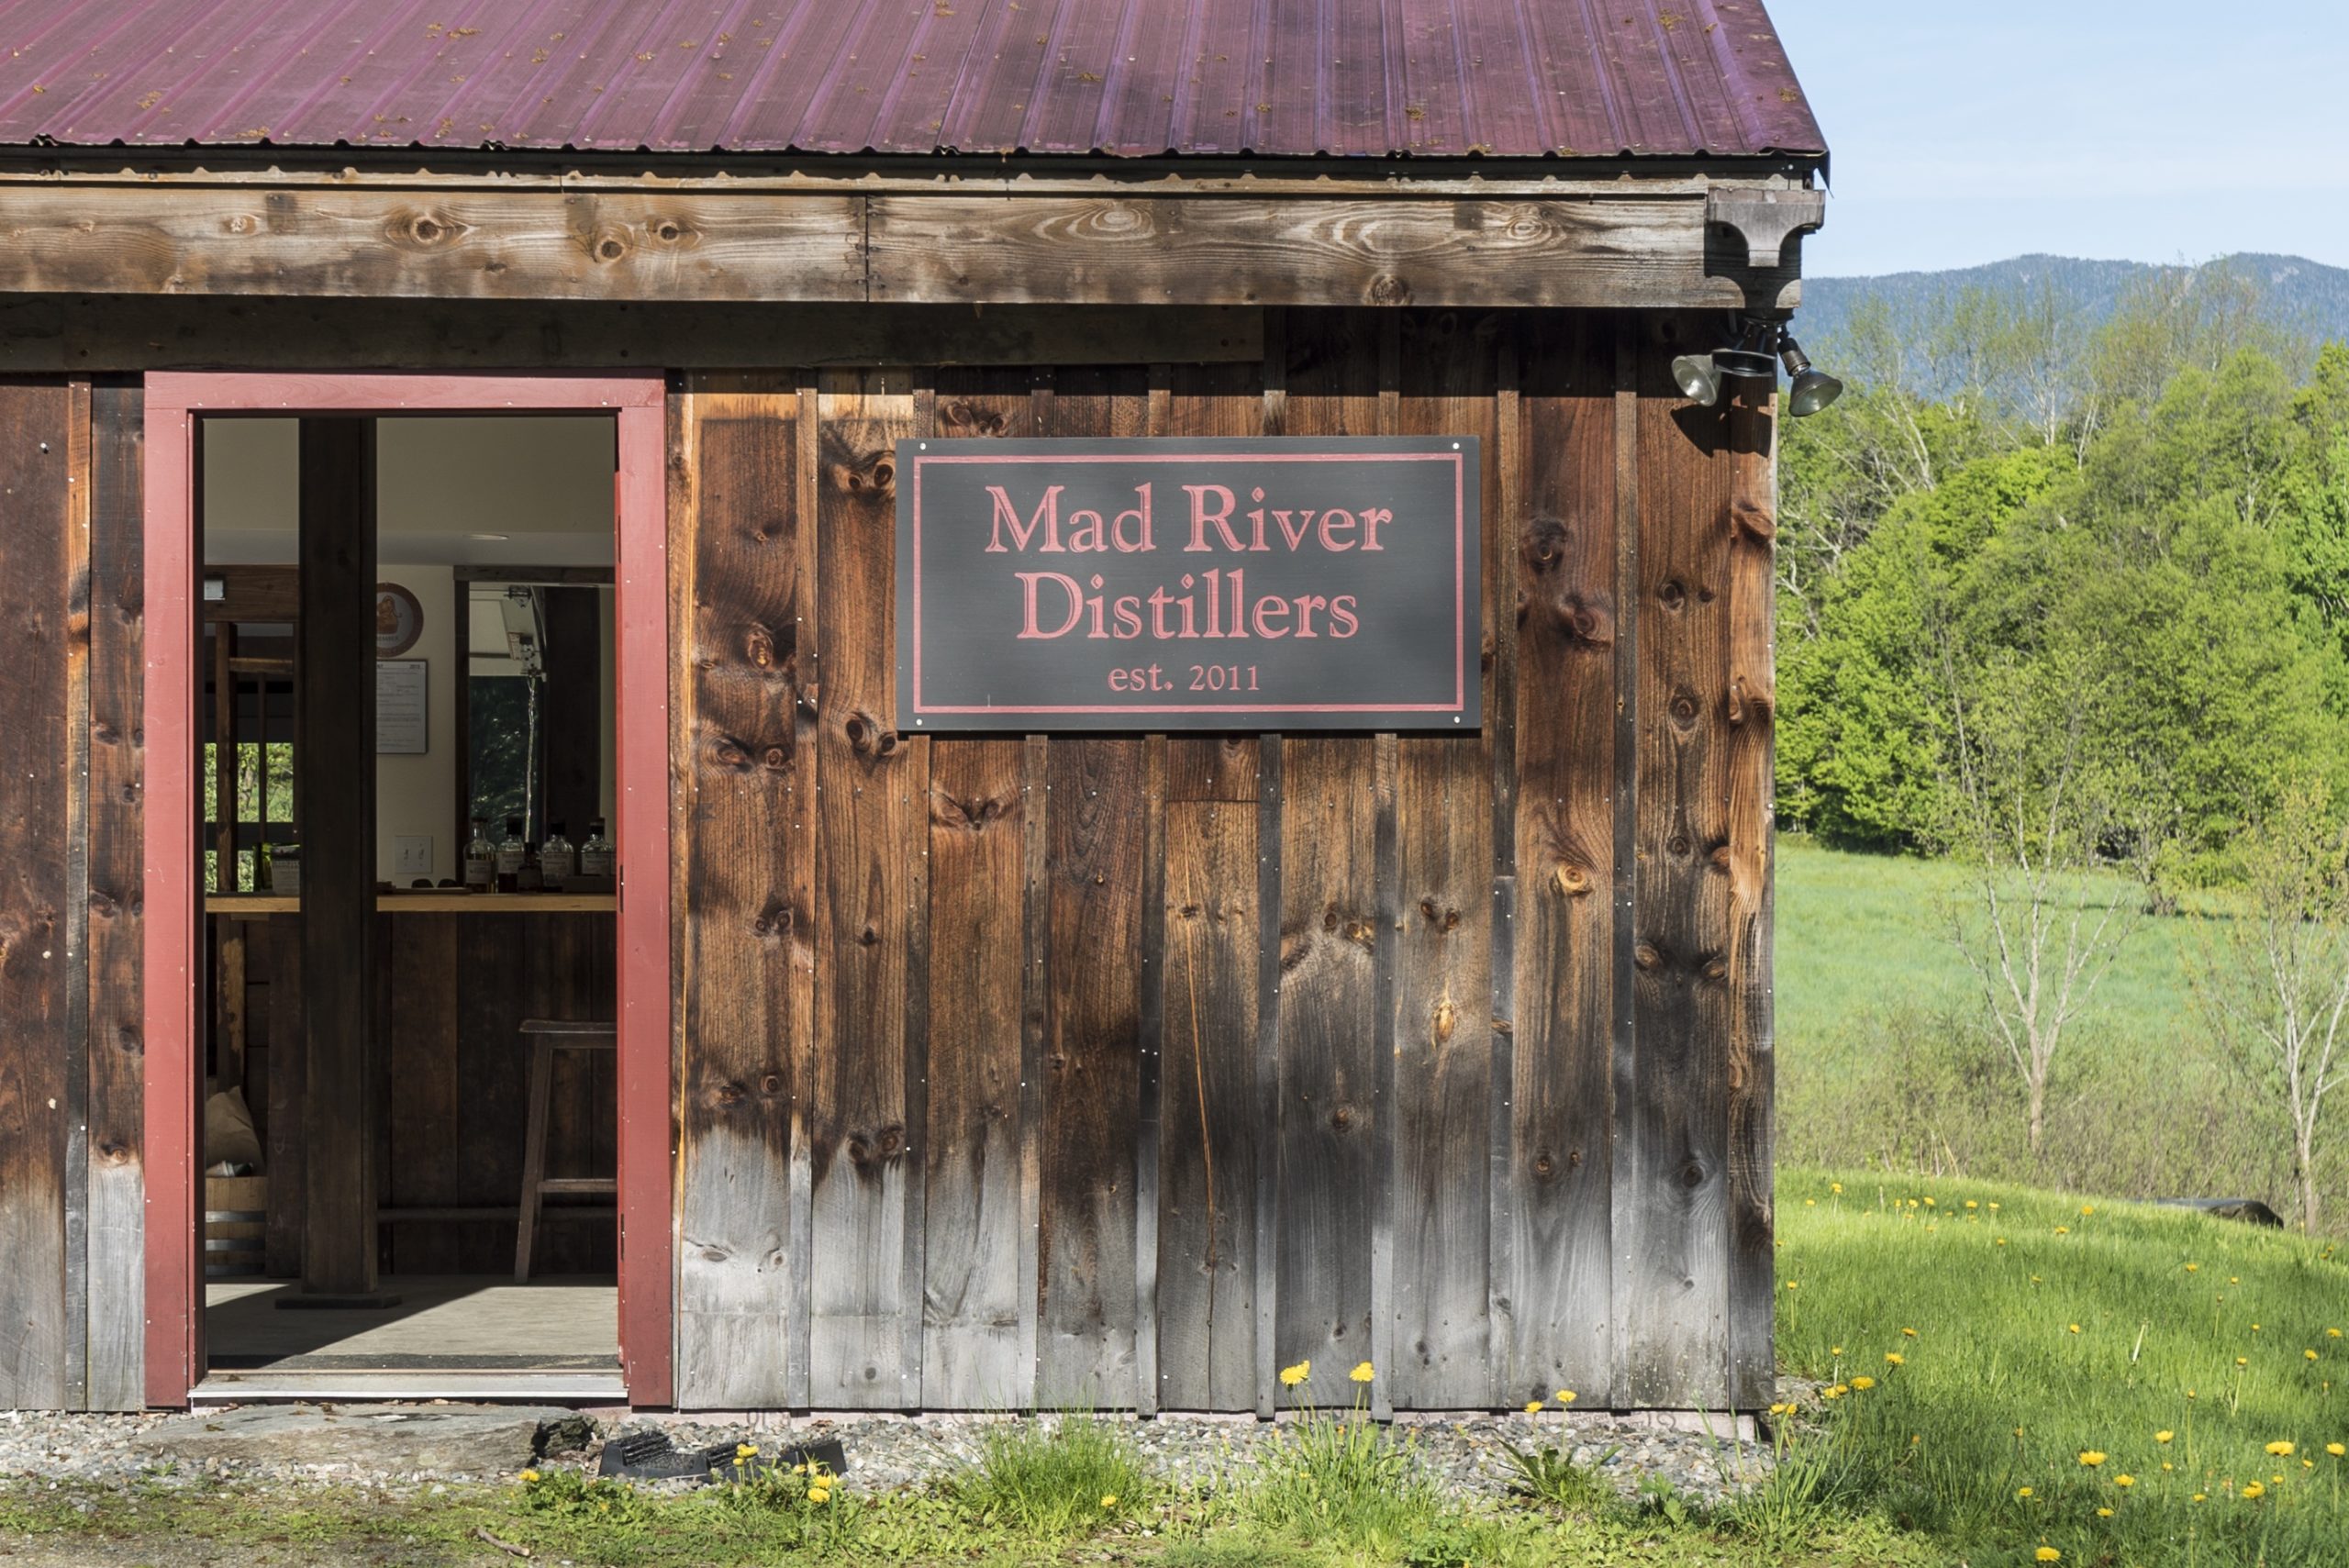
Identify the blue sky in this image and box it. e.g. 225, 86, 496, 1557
1765, 1, 2349, 278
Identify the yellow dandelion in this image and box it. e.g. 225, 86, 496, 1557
1555, 1389, 1576, 1404
1997, 1238, 2008, 1246
737, 1442, 759, 1459
2237, 1357, 2250, 1367
1524, 1399, 1543, 1414
1849, 1375, 1876, 1390
1805, 1198, 1816, 1207
1830, 1346, 1843, 1356
2266, 1440, 2295, 1457
2017, 1485, 2033, 1497
1280, 1361, 1311, 1387
2309, 1350, 2321, 1362
2113, 1474, 2134, 1488
2078, 1451, 2107, 1467
2242, 1482, 2266, 1500
2096, 1506, 2113, 1517
1351, 1361, 1375, 1384
807, 1485, 831, 1504
1988, 1201, 2001, 1209
1101, 1494, 1119, 1508
2185, 1262, 2199, 1273
1821, 1385, 1846, 1400
1965, 1199, 1978, 1210
1885, 1351, 1905, 1366
2156, 1430, 2174, 1444
1830, 1182, 1842, 1194
1901, 1327, 1918, 1338
2193, 1492, 2208, 1502
2252, 1323, 2262, 1332
2162, 1462, 2174, 1472
2054, 1226, 2070, 1235
2327, 1443, 2347, 1458
1784, 1280, 1798, 1291
2330, 1329, 2343, 1339
1924, 1197, 1936, 1207
2068, 1324, 2081, 1334
2080, 1206, 2094, 1216
519, 1469, 540, 1484
2036, 1549, 2060, 1563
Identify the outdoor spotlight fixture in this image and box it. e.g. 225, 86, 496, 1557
1672, 316, 1843, 416
1777, 332, 1844, 417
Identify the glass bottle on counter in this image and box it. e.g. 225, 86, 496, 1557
517, 838, 545, 893
463, 817, 495, 893
540, 821, 576, 891
579, 818, 614, 883
495, 817, 529, 893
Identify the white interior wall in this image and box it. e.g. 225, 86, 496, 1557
202, 417, 614, 883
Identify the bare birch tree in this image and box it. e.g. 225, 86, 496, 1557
2188, 786, 2349, 1233
1935, 648, 2142, 1158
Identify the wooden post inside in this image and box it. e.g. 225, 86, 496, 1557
284, 416, 395, 1307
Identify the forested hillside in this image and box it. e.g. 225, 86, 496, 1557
1799, 253, 2349, 381
1776, 261, 2349, 1230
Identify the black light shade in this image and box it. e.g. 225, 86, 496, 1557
1777, 334, 1843, 417
1787, 367, 1844, 417
1671, 352, 1725, 406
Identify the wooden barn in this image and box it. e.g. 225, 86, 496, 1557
0, 0, 1828, 1414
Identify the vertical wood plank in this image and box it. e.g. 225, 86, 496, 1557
61, 381, 92, 1410
1252, 307, 1287, 1420
1391, 311, 1498, 1411
262, 921, 306, 1278
920, 375, 1035, 1410
1134, 732, 1165, 1417
1486, 336, 1522, 1406
809, 368, 924, 1408
1154, 360, 1265, 1413
1270, 313, 1385, 1400
1724, 392, 1779, 1411
1625, 313, 1736, 1407
1508, 312, 1620, 1405
1017, 732, 1049, 1409
1034, 367, 1147, 1407
85, 378, 146, 1410
674, 378, 812, 1408
295, 416, 382, 1298
384, 916, 459, 1274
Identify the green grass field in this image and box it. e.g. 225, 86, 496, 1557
1773, 839, 2347, 1218
1775, 1166, 2349, 1566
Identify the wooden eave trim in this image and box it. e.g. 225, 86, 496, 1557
0, 180, 1809, 310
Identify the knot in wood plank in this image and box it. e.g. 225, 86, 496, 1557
1365, 272, 1413, 306
383, 208, 473, 251
842, 709, 901, 758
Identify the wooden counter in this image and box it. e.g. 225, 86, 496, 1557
206, 892, 617, 916
206, 903, 617, 1277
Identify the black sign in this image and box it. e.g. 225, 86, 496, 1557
896, 438, 1480, 731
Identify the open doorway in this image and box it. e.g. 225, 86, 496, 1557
142, 376, 671, 1407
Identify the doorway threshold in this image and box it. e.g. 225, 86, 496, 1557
193, 1369, 626, 1404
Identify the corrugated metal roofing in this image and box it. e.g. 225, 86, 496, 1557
0, 0, 1823, 161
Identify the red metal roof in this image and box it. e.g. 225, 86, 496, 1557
0, 0, 1823, 161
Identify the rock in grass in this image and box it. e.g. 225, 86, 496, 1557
128, 1404, 580, 1475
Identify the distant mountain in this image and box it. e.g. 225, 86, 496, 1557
1795, 253, 2349, 364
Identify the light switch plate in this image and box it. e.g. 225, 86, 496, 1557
394, 835, 432, 877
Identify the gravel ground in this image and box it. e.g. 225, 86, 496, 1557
0, 1405, 1772, 1509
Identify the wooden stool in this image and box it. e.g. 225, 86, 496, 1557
515, 1018, 618, 1284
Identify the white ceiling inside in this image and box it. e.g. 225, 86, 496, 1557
202, 416, 618, 567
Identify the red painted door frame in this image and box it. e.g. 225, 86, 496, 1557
141, 373, 674, 1407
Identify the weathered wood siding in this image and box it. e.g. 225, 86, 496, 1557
664, 306, 1776, 1412
4, 303, 1772, 1412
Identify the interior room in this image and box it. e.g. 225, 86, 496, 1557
195, 414, 626, 1396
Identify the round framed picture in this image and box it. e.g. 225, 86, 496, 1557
375, 582, 425, 658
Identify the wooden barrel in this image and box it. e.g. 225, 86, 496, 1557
203, 1174, 268, 1278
